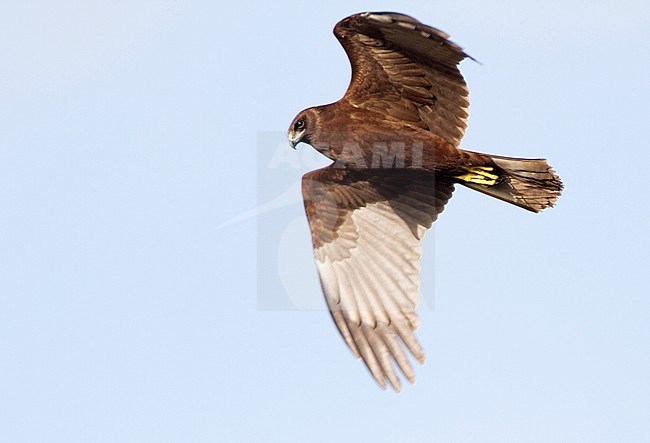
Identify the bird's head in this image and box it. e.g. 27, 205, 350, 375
288, 108, 318, 149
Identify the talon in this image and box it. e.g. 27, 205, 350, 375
455, 167, 500, 186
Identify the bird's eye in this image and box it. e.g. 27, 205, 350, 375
295, 119, 305, 130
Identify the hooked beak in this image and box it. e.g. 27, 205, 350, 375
287, 129, 303, 150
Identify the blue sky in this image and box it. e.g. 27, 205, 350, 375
1, 1, 648, 442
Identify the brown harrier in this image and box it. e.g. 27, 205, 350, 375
287, 12, 562, 391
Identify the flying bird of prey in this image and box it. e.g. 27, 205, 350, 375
287, 12, 562, 391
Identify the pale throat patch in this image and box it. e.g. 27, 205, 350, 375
288, 129, 305, 144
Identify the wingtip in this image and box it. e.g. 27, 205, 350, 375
386, 371, 402, 392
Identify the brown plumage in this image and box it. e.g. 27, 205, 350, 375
287, 12, 563, 391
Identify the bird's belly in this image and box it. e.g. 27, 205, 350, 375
313, 131, 458, 172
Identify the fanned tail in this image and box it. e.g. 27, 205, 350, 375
458, 155, 563, 213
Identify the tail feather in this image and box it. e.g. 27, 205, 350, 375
461, 155, 563, 213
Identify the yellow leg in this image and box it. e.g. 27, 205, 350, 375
455, 166, 500, 186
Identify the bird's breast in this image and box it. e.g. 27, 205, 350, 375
311, 126, 451, 171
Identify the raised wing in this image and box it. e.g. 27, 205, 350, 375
334, 12, 472, 147
302, 167, 454, 390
